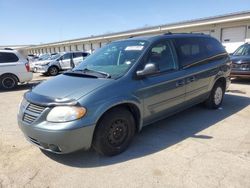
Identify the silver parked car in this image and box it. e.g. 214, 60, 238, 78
34, 51, 90, 76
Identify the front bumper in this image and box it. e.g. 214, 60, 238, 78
34, 65, 49, 73
18, 118, 95, 154
230, 69, 250, 78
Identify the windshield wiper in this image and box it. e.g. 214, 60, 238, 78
63, 71, 98, 78
75, 68, 111, 78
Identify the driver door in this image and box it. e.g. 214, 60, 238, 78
138, 40, 186, 125
60, 53, 73, 70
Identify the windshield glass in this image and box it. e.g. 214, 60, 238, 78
233, 44, 250, 56
74, 40, 149, 78
38, 54, 50, 60
48, 53, 61, 60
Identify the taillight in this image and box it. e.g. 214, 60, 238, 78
25, 63, 30, 72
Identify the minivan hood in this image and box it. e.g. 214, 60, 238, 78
32, 74, 113, 100
230, 55, 250, 63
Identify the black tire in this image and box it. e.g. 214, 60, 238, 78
205, 82, 225, 109
0, 74, 18, 90
48, 66, 59, 76
92, 107, 136, 156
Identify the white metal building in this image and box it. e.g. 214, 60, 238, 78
25, 11, 250, 54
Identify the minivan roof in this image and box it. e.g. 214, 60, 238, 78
117, 33, 212, 43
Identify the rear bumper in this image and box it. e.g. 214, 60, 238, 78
18, 72, 33, 83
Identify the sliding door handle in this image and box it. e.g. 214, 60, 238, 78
176, 80, 185, 87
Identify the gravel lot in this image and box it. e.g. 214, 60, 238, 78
0, 74, 250, 188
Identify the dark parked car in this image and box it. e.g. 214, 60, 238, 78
230, 43, 250, 78
18, 33, 231, 156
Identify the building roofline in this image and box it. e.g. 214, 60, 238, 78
26, 10, 250, 49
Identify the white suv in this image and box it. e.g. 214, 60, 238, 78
0, 49, 33, 90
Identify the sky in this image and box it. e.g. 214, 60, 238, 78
0, 0, 250, 45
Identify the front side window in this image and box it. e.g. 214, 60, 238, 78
147, 41, 177, 72
62, 53, 72, 60
0, 52, 19, 63
75, 40, 149, 78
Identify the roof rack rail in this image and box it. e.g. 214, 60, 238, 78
128, 36, 134, 38
163, 32, 172, 35
190, 32, 205, 35
3, 48, 14, 50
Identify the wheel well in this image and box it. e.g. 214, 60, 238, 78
49, 65, 59, 70
96, 103, 141, 133
0, 73, 19, 82
215, 77, 226, 92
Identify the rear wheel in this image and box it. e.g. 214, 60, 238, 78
0, 74, 18, 90
205, 82, 225, 109
48, 66, 59, 76
92, 107, 136, 156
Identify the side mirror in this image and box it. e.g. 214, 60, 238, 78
136, 63, 158, 77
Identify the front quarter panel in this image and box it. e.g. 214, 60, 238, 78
77, 78, 144, 130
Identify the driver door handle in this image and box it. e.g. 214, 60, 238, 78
187, 76, 195, 83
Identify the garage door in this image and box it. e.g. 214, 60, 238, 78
222, 26, 246, 53
71, 45, 77, 51
84, 44, 91, 53
65, 46, 70, 52
92, 43, 100, 51
101, 42, 108, 47
60, 46, 64, 52
192, 30, 210, 35
77, 44, 84, 51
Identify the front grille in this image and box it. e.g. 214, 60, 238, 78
22, 103, 46, 124
232, 63, 250, 69
27, 103, 45, 114
23, 113, 37, 124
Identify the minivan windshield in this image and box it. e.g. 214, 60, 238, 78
48, 53, 61, 60
233, 44, 250, 56
74, 40, 149, 78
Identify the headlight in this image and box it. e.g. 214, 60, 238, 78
47, 106, 86, 122
18, 98, 28, 115
42, 62, 50, 66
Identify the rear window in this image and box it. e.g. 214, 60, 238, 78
0, 52, 19, 63
175, 37, 225, 67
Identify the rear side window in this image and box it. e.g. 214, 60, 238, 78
175, 37, 225, 67
0, 52, 19, 63
73, 52, 83, 58
83, 52, 89, 57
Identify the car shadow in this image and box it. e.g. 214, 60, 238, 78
42, 93, 250, 168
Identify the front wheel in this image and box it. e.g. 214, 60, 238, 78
205, 82, 225, 109
92, 107, 136, 156
47, 66, 59, 76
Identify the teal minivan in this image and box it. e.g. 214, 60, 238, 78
18, 33, 231, 156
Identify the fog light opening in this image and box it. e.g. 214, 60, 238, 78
48, 144, 62, 152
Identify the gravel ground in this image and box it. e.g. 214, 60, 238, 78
0, 74, 250, 188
